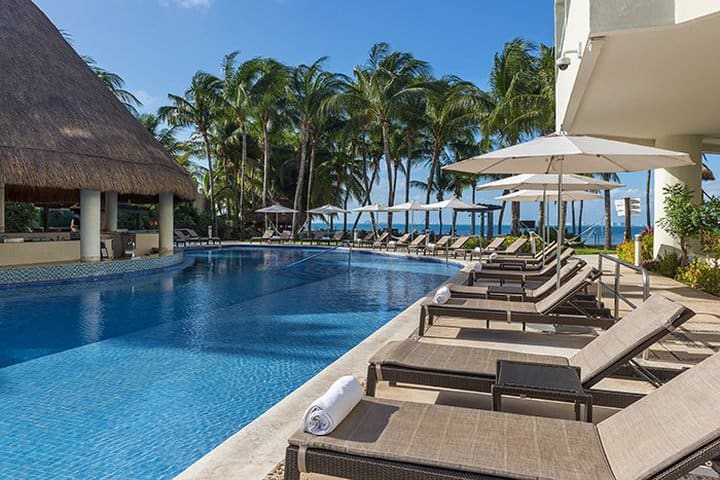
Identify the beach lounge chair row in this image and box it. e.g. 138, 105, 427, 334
174, 228, 221, 246
287, 293, 717, 480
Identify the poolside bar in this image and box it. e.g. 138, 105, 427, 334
0, 0, 195, 267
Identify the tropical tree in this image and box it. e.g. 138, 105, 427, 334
339, 42, 430, 232
286, 57, 343, 235
160, 71, 222, 229
422, 76, 484, 228
596, 172, 621, 249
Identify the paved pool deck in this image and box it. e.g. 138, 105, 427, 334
177, 245, 720, 479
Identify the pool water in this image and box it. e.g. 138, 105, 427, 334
0, 247, 455, 478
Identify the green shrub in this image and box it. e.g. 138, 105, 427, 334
676, 259, 720, 297
5, 203, 39, 232
617, 233, 653, 264
646, 251, 682, 278
463, 236, 482, 249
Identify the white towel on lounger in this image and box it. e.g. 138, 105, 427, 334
433, 286, 451, 304
302, 376, 362, 436
488, 252, 498, 262
472, 261, 483, 273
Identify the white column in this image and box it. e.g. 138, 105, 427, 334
104, 191, 118, 232
158, 192, 174, 256
0, 183, 5, 233
80, 189, 101, 262
653, 135, 703, 258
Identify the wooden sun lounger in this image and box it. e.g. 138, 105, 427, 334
458, 236, 528, 260
372, 232, 390, 249
367, 294, 693, 404
475, 246, 572, 272
421, 264, 609, 335
356, 232, 376, 247
468, 247, 576, 286
405, 233, 429, 253
421, 235, 452, 255
250, 229, 275, 243
449, 258, 585, 301
386, 233, 412, 251
287, 347, 720, 480
184, 228, 221, 245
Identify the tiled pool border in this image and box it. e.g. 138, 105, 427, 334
0, 253, 190, 289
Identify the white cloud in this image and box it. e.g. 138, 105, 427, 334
159, 0, 212, 9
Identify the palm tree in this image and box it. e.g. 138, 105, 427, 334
596, 172, 621, 249
339, 43, 430, 232
286, 58, 343, 236
396, 94, 428, 232
83, 56, 142, 115
160, 71, 222, 229
422, 76, 484, 229
246, 58, 288, 210
483, 39, 544, 235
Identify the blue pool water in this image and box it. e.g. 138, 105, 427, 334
0, 247, 455, 478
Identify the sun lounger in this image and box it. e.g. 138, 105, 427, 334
287, 347, 720, 480
250, 229, 274, 243
450, 258, 585, 301
175, 228, 207, 245
422, 235, 452, 255
355, 231, 375, 247
315, 231, 345, 245
372, 232, 390, 249
421, 264, 608, 335
386, 233, 412, 251
406, 233, 429, 253
434, 235, 469, 257
474, 245, 572, 272
173, 230, 188, 247
269, 230, 291, 243
368, 294, 693, 398
184, 228, 221, 245
457, 236, 528, 260
468, 247, 576, 285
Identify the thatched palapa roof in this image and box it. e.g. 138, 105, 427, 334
0, 0, 196, 203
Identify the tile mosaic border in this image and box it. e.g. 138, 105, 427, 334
0, 253, 190, 289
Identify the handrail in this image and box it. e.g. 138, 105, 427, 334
597, 253, 650, 320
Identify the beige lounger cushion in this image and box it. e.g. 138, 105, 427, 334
569, 294, 686, 383
598, 350, 720, 480
371, 340, 567, 377
427, 297, 539, 313
289, 397, 614, 480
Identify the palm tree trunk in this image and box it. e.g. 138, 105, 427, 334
381, 122, 394, 233
404, 132, 414, 234
239, 127, 247, 236
578, 200, 584, 238
201, 131, 216, 232
510, 201, 520, 235
604, 190, 612, 249
305, 139, 317, 234
571, 201, 576, 236
538, 201, 545, 240
292, 128, 308, 237
471, 182, 477, 235
645, 169, 652, 228
262, 120, 271, 228
425, 145, 441, 229
498, 197, 507, 235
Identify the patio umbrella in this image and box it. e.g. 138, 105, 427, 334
475, 173, 624, 192
420, 197, 478, 235
352, 203, 387, 234
255, 204, 298, 233
307, 204, 350, 230
494, 189, 604, 202
387, 201, 426, 233
445, 132, 693, 287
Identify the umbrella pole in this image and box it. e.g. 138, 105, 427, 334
542, 188, 548, 266
556, 160, 564, 289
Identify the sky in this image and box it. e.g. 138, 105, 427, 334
35, 0, 718, 226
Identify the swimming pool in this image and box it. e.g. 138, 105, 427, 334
0, 246, 456, 478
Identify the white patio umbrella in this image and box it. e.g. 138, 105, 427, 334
445, 132, 693, 287
420, 197, 478, 235
352, 203, 387, 234
307, 204, 350, 230
475, 173, 624, 192
387, 201, 426, 233
255, 204, 298, 233
494, 189, 604, 202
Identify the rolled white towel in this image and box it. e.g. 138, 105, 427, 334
488, 252, 498, 262
387, 241, 396, 247
426, 243, 436, 250
472, 261, 484, 273
302, 376, 362, 436
473, 246, 481, 253
433, 285, 451, 304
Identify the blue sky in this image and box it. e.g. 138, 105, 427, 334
35, 0, 718, 226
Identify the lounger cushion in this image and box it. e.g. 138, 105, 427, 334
569, 294, 687, 384
598, 351, 720, 480
370, 340, 568, 377
289, 397, 614, 480
427, 297, 538, 314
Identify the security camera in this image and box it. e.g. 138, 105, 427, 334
556, 56, 571, 71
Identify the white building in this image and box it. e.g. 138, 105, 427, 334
554, 0, 720, 256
